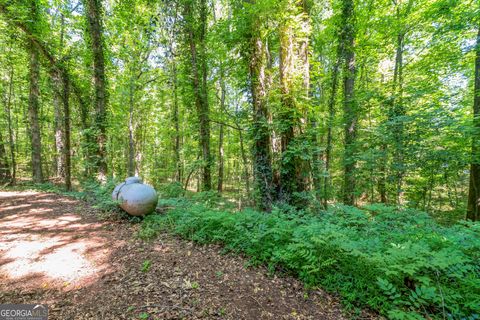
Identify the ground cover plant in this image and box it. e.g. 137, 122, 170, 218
141, 195, 480, 320
9, 180, 480, 319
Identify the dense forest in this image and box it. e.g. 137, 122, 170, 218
0, 0, 480, 319
0, 0, 479, 220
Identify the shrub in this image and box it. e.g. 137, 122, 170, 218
80, 178, 122, 214
158, 182, 185, 198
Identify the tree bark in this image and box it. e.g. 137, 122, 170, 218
391, 31, 406, 204
467, 27, 480, 221
4, 64, 16, 184
378, 143, 387, 203
51, 12, 65, 180
212, 3, 225, 192
279, 17, 296, 202
217, 72, 226, 192
50, 68, 71, 190
238, 127, 250, 195
185, 0, 212, 191
27, 2, 43, 183
166, 4, 182, 184
341, 0, 357, 205
0, 130, 10, 183
62, 72, 72, 191
128, 79, 135, 177
50, 12, 71, 190
84, 0, 107, 181
52, 69, 65, 178
324, 55, 341, 208
278, 0, 310, 206
249, 27, 273, 211
78, 90, 93, 178
172, 60, 182, 182
300, 0, 314, 201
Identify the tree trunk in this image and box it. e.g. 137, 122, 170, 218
278, 8, 299, 205
172, 60, 182, 182
391, 31, 406, 204
279, 17, 297, 203
50, 12, 71, 190
467, 27, 480, 221
378, 143, 387, 203
62, 72, 72, 191
51, 12, 65, 180
27, 2, 43, 183
5, 64, 16, 184
238, 127, 250, 195
185, 0, 212, 191
212, 2, 225, 192
78, 91, 93, 178
277, 1, 311, 207
299, 1, 316, 197
217, 73, 226, 192
0, 130, 10, 183
324, 55, 341, 208
341, 0, 357, 205
301, 1, 315, 202
52, 70, 65, 178
128, 79, 135, 176
249, 29, 273, 211
84, 0, 107, 181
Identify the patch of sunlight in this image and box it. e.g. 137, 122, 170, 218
0, 204, 31, 211
0, 236, 98, 283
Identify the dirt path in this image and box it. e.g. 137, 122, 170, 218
0, 191, 352, 320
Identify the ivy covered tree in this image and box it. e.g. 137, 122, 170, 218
467, 26, 480, 221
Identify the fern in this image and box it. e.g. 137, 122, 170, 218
140, 199, 480, 319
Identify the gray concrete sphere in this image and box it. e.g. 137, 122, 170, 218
112, 177, 158, 216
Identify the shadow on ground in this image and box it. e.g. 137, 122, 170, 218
0, 191, 115, 291
0, 191, 372, 320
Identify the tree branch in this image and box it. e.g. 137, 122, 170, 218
0, 2, 87, 110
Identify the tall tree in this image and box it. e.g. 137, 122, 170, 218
390, 29, 406, 204
467, 27, 480, 221
247, 2, 273, 210
388, 0, 413, 204
51, 11, 66, 180
52, 69, 65, 179
0, 130, 10, 183
184, 0, 212, 190
61, 71, 71, 191
4, 62, 16, 184
341, 0, 357, 205
84, 0, 107, 181
49, 7, 71, 190
127, 75, 136, 176
165, 2, 182, 183
171, 58, 182, 182
324, 47, 342, 208
212, 3, 226, 192
278, 0, 310, 206
27, 0, 43, 183
217, 73, 226, 192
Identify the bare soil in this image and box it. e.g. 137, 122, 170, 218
0, 191, 370, 319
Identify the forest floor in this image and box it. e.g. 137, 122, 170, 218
0, 191, 364, 320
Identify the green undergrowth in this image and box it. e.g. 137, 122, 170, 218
140, 197, 480, 320
5, 181, 480, 318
